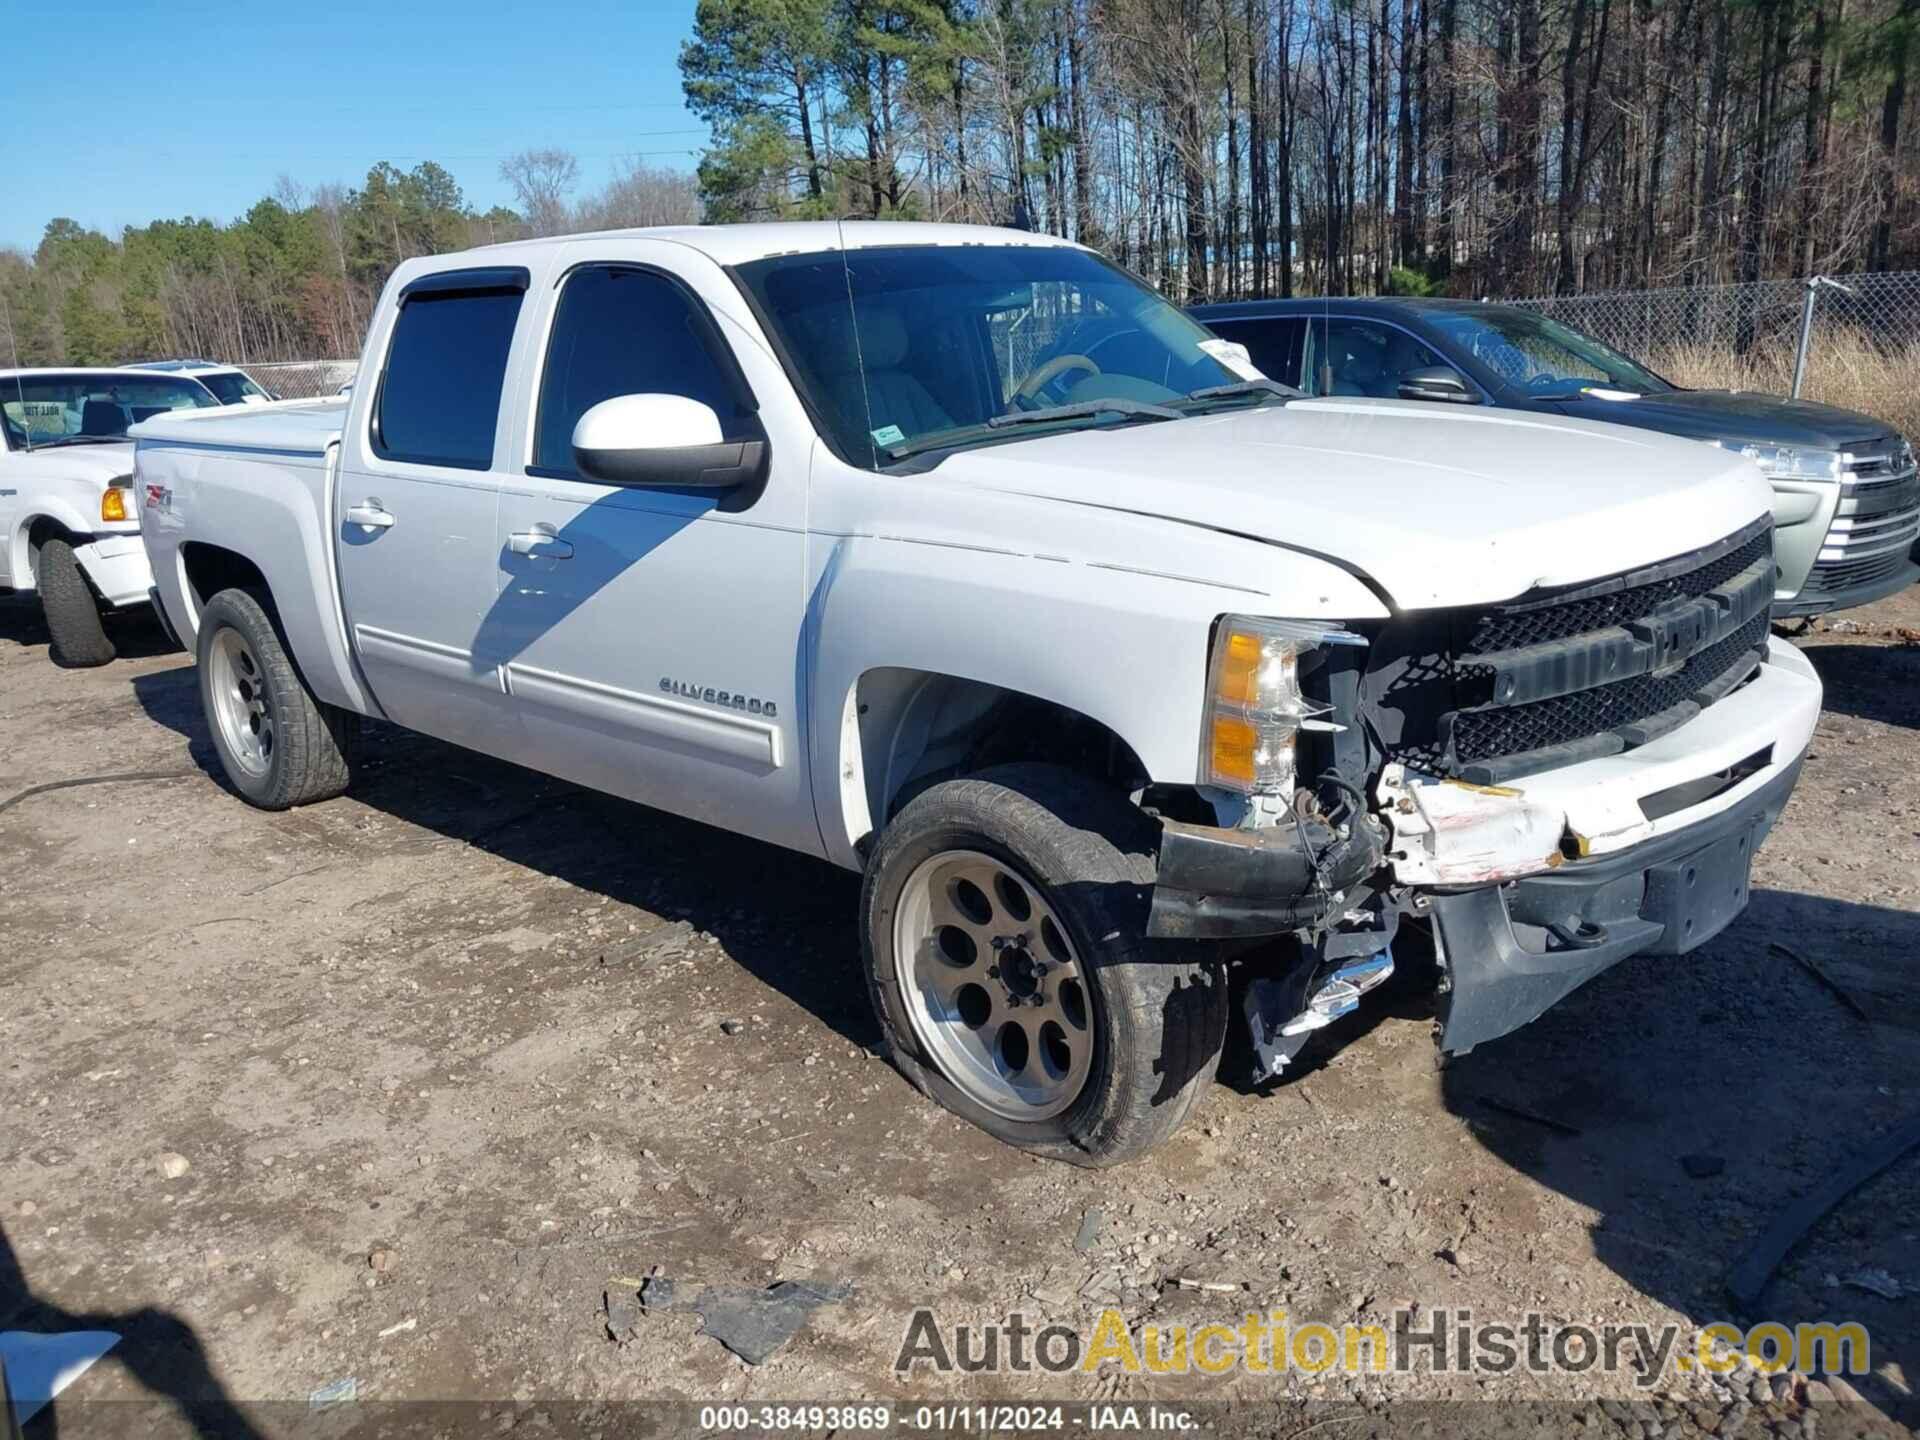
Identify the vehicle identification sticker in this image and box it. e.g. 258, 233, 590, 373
870, 424, 906, 448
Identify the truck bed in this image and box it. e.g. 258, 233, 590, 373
130, 397, 347, 456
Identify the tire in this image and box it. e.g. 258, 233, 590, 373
862, 763, 1228, 1166
196, 588, 356, 809
38, 537, 115, 668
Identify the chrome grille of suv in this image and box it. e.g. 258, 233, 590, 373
1807, 435, 1919, 597
1366, 518, 1775, 785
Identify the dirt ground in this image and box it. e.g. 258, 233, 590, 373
2, 586, 1917, 1439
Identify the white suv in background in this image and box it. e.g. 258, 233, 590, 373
131, 358, 276, 406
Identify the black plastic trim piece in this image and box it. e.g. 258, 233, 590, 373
398, 265, 530, 299
1148, 813, 1387, 940
1638, 744, 1773, 822
573, 435, 770, 493
1433, 754, 1802, 1053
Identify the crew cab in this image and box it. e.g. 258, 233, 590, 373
132, 223, 1820, 1165
1, 368, 219, 664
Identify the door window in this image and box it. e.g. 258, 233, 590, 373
1314, 319, 1449, 399
374, 286, 524, 469
1206, 319, 1306, 389
532, 266, 751, 477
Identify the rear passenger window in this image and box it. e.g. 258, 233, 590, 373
374, 285, 524, 469
533, 266, 750, 477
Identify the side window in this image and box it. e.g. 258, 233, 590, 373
375, 286, 523, 469
1207, 319, 1304, 389
1320, 320, 1447, 400
533, 266, 750, 477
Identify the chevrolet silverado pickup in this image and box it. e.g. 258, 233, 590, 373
132, 222, 1820, 1166
2, 368, 220, 664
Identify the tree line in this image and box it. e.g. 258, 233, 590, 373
5, 0, 1914, 367
0, 159, 697, 368
682, 0, 1919, 299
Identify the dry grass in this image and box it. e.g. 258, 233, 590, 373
1647, 331, 1920, 440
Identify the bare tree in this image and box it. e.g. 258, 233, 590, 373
500, 148, 582, 237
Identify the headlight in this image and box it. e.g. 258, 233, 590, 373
1716, 441, 1842, 481
1202, 616, 1313, 794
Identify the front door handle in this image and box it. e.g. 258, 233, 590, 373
345, 500, 395, 531
508, 525, 573, 560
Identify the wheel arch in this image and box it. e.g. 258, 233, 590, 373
13, 500, 94, 591
825, 665, 1155, 865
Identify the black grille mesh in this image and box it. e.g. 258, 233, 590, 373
1372, 522, 1774, 780
1450, 612, 1768, 765
1463, 527, 1771, 655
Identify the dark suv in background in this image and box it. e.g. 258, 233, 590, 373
1191, 298, 1919, 619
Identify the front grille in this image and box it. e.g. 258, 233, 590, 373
1367, 518, 1774, 784
1812, 435, 1920, 585
1451, 612, 1769, 767
1807, 547, 1910, 595
1464, 526, 1771, 655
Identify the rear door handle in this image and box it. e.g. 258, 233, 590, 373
508, 525, 573, 560
345, 500, 394, 531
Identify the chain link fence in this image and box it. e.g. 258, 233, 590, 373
1510, 272, 1920, 360
1508, 271, 1920, 436
248, 359, 357, 401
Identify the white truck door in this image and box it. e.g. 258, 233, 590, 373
0, 446, 18, 587
483, 245, 817, 854
334, 265, 539, 757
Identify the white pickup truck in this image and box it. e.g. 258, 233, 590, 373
2, 368, 220, 664
133, 222, 1820, 1165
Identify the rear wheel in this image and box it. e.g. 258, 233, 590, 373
862, 764, 1227, 1166
196, 588, 355, 809
38, 538, 114, 668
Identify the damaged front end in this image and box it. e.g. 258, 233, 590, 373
1145, 518, 1817, 1080
1145, 614, 1407, 1083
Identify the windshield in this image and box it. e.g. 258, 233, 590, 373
1, 372, 219, 450
196, 370, 270, 405
734, 244, 1246, 467
1423, 308, 1673, 397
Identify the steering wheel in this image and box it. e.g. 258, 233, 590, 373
1013, 352, 1102, 405
1526, 372, 1574, 394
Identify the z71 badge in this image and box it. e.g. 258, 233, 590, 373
660, 678, 777, 718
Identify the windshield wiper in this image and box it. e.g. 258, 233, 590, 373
38, 434, 128, 447
883, 398, 1181, 461
1181, 378, 1302, 408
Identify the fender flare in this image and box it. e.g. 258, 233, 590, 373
11, 498, 98, 590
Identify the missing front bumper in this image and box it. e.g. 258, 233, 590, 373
1431, 753, 1802, 1054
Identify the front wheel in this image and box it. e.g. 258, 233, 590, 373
38, 537, 114, 667
862, 764, 1227, 1166
196, 588, 356, 809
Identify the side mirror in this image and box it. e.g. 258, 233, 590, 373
572, 394, 768, 490
1398, 365, 1476, 403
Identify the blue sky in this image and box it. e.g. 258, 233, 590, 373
5, 0, 710, 252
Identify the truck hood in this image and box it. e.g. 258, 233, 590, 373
9, 442, 136, 489
933, 398, 1776, 610
1543, 388, 1900, 449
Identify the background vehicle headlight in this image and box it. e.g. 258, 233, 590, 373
1718, 441, 1843, 481
1202, 616, 1309, 794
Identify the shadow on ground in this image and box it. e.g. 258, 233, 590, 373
1437, 886, 1919, 1423
0, 592, 181, 665
128, 663, 878, 1054
1799, 639, 1920, 728
0, 1225, 264, 1437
